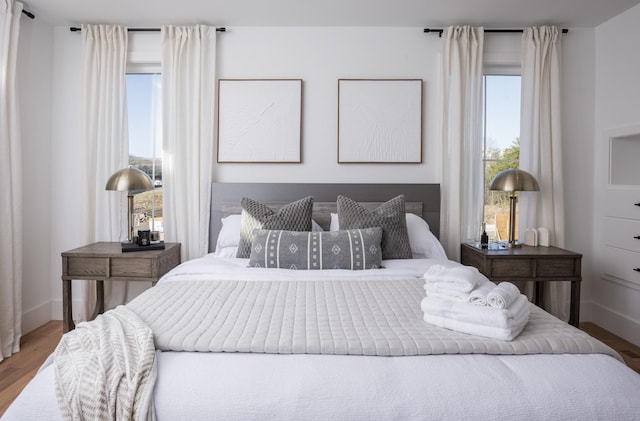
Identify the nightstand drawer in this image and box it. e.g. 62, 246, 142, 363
67, 257, 107, 277
111, 258, 153, 278
536, 258, 576, 277
490, 258, 533, 277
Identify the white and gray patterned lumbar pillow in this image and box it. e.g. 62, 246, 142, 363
236, 196, 314, 258
336, 194, 412, 259
248, 228, 383, 270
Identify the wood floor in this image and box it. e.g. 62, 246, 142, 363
580, 322, 640, 373
0, 321, 62, 416
0, 320, 639, 416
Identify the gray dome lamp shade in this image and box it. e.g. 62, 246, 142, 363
489, 169, 540, 192
489, 169, 539, 248
105, 167, 154, 243
105, 166, 154, 192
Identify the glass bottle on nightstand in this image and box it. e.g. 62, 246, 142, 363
480, 223, 489, 249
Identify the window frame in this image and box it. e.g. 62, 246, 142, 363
126, 65, 163, 236
481, 65, 521, 240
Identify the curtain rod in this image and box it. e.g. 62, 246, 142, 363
22, 9, 35, 19
424, 28, 568, 37
70, 26, 226, 32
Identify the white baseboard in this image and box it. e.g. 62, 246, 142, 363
51, 298, 85, 322
579, 300, 594, 322
22, 301, 52, 334
590, 302, 640, 347
51, 299, 63, 321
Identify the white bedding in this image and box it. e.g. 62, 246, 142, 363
4, 255, 640, 420
7, 352, 640, 421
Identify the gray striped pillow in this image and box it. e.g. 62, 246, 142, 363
248, 228, 383, 270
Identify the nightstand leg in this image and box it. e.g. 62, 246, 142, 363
63, 279, 74, 333
534, 282, 544, 307
89, 280, 105, 321
569, 281, 580, 327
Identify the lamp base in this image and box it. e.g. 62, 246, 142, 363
507, 241, 523, 249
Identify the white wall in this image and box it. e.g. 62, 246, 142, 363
17, 24, 599, 329
215, 27, 442, 183
593, 3, 640, 344
17, 16, 54, 333
48, 27, 85, 322
561, 29, 597, 319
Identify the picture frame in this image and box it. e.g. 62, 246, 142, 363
217, 79, 302, 163
338, 79, 423, 163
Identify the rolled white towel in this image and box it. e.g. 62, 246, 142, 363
423, 264, 484, 293
468, 281, 496, 306
487, 282, 521, 309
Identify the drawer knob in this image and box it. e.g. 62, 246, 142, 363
635, 236, 640, 240
635, 268, 640, 272
636, 203, 640, 207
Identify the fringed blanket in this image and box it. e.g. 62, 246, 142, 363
53, 306, 157, 421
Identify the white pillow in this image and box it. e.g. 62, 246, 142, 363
213, 245, 239, 258
214, 214, 323, 255
330, 212, 448, 260
215, 214, 242, 250
405, 213, 448, 260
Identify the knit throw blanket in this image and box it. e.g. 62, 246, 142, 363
53, 306, 157, 421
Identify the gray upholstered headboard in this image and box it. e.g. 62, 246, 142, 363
209, 183, 441, 252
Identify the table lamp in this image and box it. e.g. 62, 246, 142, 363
489, 169, 539, 248
105, 166, 154, 243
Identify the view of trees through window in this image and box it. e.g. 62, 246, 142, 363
126, 73, 163, 238
483, 74, 521, 242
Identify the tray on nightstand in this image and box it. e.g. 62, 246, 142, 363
121, 241, 166, 252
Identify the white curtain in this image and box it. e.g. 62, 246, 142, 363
0, 0, 23, 362
519, 26, 567, 321
439, 26, 485, 261
79, 25, 129, 317
161, 25, 216, 261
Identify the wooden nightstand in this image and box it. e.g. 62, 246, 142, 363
61, 242, 181, 332
460, 243, 582, 327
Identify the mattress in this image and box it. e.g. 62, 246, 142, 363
4, 255, 640, 420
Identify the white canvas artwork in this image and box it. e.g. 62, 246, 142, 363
217, 79, 302, 163
338, 79, 422, 163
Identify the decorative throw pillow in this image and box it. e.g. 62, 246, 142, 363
236, 196, 314, 258
336, 195, 412, 259
216, 214, 324, 255
248, 228, 383, 270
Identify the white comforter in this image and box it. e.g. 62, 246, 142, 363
4, 255, 640, 421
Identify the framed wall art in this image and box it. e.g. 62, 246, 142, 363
338, 79, 422, 163
217, 79, 302, 163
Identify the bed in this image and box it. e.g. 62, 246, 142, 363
3, 183, 640, 421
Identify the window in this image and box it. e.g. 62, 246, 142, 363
483, 73, 521, 242
125, 72, 163, 239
